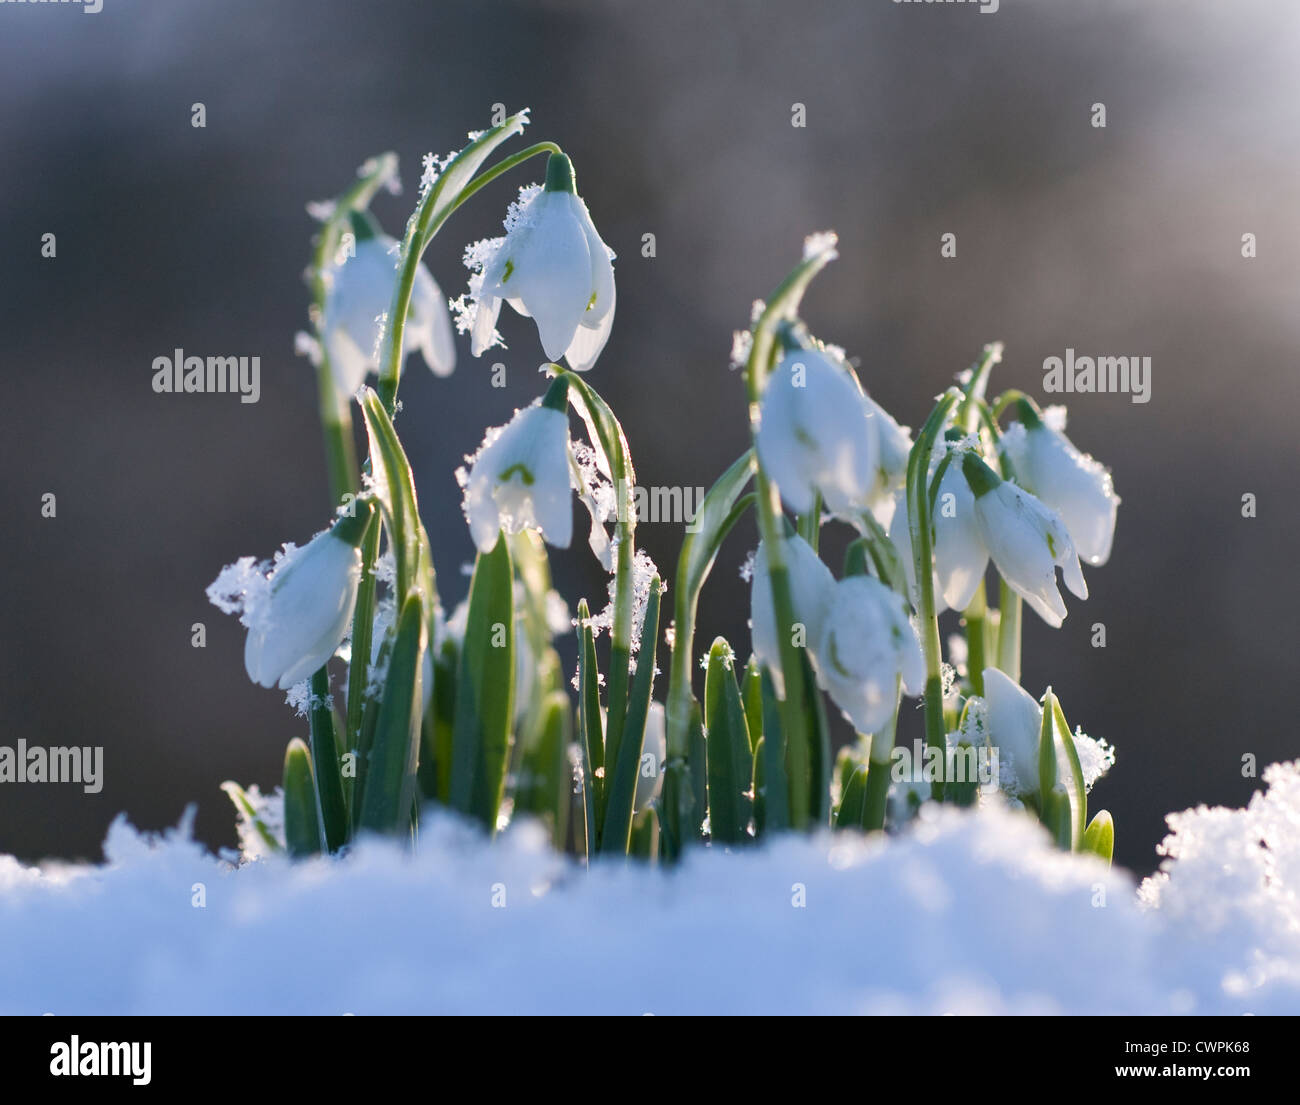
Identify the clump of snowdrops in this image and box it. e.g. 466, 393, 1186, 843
209, 110, 1119, 865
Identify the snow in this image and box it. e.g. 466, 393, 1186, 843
2, 766, 1299, 1014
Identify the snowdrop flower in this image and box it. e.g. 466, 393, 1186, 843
235, 515, 368, 691
886, 442, 988, 613
980, 667, 1042, 797
749, 533, 836, 697
467, 154, 616, 370
999, 402, 1119, 566
862, 394, 913, 528
813, 574, 924, 735
756, 350, 879, 516
322, 218, 455, 395
962, 453, 1087, 628
460, 388, 573, 554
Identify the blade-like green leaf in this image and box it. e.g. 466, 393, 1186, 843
835, 763, 870, 830
358, 593, 426, 835
757, 668, 790, 833
600, 577, 661, 854
220, 781, 282, 856
514, 690, 573, 847
1081, 810, 1115, 866
448, 533, 515, 832
575, 599, 604, 856
663, 452, 755, 764
741, 656, 763, 752
358, 389, 424, 599
283, 738, 321, 859
308, 667, 348, 852
703, 638, 754, 845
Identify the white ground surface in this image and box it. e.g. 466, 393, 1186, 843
2, 763, 1298, 1015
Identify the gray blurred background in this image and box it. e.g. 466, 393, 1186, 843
2, 0, 1297, 873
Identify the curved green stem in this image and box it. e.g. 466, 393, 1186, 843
906, 388, 964, 801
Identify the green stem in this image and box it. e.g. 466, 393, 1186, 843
307, 155, 398, 504
963, 577, 988, 697
906, 388, 964, 802
996, 577, 1022, 684
377, 141, 561, 415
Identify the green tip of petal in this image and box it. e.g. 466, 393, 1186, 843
960, 451, 1002, 498
541, 373, 571, 412
544, 152, 576, 194
347, 208, 379, 243
1014, 396, 1044, 429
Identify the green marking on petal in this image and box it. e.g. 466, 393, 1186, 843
501, 258, 514, 284
500, 462, 535, 486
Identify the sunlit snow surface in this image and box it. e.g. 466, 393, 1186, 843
2, 764, 1299, 1014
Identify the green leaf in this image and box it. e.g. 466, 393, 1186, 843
220, 781, 282, 856
358, 593, 426, 835
575, 599, 604, 856
448, 533, 515, 832
802, 650, 832, 825
1038, 689, 1086, 850
600, 576, 662, 854
514, 691, 573, 847
664, 452, 756, 759
416, 111, 533, 251
283, 738, 321, 859
1043, 783, 1073, 851
1081, 810, 1115, 866
630, 806, 659, 861
687, 701, 709, 842
1051, 696, 1089, 850
308, 667, 349, 852
741, 656, 763, 752
703, 639, 754, 845
757, 669, 790, 833
835, 763, 870, 830
358, 389, 424, 601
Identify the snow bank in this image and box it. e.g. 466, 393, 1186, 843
3, 764, 1299, 1015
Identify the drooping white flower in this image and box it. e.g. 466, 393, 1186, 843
979, 667, 1043, 797
463, 154, 616, 370
322, 221, 455, 395
963, 453, 1087, 628
756, 350, 879, 517
886, 442, 989, 614
207, 514, 369, 692
861, 394, 913, 528
459, 394, 573, 554
999, 402, 1119, 566
812, 574, 924, 735
749, 533, 836, 697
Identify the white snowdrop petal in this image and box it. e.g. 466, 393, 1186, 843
576, 197, 616, 329
563, 280, 615, 372
491, 192, 593, 360
463, 403, 573, 553
756, 351, 879, 518
981, 667, 1042, 796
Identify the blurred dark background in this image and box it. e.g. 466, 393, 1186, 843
2, 0, 1297, 873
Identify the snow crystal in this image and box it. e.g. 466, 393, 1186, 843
730, 329, 752, 370
1071, 727, 1116, 792
802, 230, 839, 263
738, 549, 756, 583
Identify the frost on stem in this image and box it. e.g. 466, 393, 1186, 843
587, 546, 664, 660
